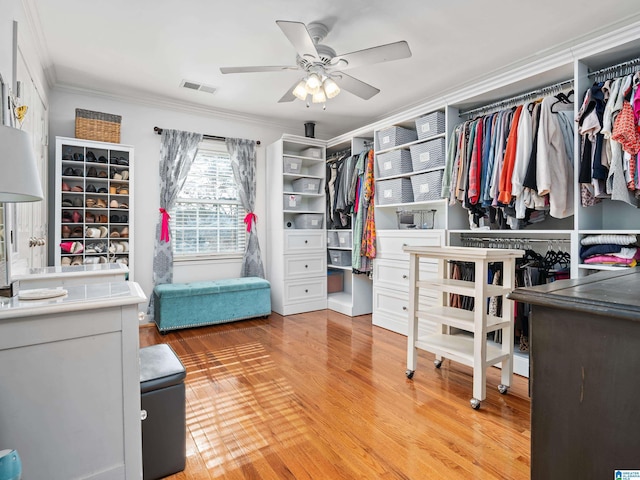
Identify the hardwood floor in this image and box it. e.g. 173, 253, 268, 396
140, 310, 531, 479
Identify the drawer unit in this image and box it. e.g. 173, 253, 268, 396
372, 286, 436, 336
376, 230, 443, 260
373, 258, 438, 293
284, 254, 326, 279
284, 277, 327, 305
285, 231, 326, 252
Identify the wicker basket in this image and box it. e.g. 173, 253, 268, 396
75, 109, 122, 143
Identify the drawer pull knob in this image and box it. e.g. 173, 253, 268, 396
305, 240, 308, 244
305, 265, 308, 268
402, 275, 408, 279
305, 289, 308, 293
402, 306, 408, 311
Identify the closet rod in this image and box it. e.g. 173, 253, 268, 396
459, 79, 574, 118
327, 147, 351, 160
588, 56, 640, 80
460, 236, 570, 244
153, 126, 261, 145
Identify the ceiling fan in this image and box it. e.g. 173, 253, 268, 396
220, 20, 412, 104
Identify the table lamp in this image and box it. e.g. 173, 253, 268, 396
0, 449, 21, 480
0, 125, 44, 297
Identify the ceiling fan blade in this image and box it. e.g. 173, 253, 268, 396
278, 82, 298, 103
330, 41, 412, 71
333, 72, 380, 100
220, 65, 298, 74
276, 20, 319, 60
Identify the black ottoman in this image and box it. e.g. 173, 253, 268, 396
140, 344, 187, 480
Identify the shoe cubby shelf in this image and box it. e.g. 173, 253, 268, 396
55, 137, 134, 277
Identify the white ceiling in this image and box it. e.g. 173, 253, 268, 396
27, 0, 640, 138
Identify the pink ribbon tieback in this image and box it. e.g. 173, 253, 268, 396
159, 208, 171, 242
244, 212, 257, 232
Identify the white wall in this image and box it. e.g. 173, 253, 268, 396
49, 88, 296, 308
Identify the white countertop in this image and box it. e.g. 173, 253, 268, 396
0, 281, 146, 320
12, 262, 129, 281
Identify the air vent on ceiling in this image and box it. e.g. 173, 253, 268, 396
180, 79, 217, 95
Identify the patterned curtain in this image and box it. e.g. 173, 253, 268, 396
147, 129, 203, 317
225, 138, 265, 278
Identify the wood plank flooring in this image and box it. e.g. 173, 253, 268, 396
140, 310, 530, 479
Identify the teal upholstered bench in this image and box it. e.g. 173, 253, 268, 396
153, 277, 271, 333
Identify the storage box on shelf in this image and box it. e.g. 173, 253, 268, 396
55, 137, 133, 279
375, 125, 417, 151
415, 111, 445, 140
375, 150, 413, 178
409, 137, 446, 171
267, 135, 327, 315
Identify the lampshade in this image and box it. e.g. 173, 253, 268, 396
323, 77, 341, 99
305, 73, 322, 92
292, 80, 308, 101
312, 87, 327, 104
0, 125, 43, 202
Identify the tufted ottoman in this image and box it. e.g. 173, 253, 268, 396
153, 277, 271, 333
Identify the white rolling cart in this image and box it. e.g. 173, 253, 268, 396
403, 246, 523, 409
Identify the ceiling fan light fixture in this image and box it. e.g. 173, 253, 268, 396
292, 80, 308, 100
306, 73, 322, 91
323, 77, 341, 99
312, 87, 327, 104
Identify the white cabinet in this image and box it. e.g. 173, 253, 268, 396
0, 281, 146, 479
54, 137, 134, 279
403, 246, 523, 410
372, 229, 445, 335
266, 135, 327, 315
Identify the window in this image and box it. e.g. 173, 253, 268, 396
172, 143, 245, 257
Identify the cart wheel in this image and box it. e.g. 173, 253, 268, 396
405, 369, 414, 379
498, 384, 509, 395
434, 359, 442, 369
470, 398, 481, 410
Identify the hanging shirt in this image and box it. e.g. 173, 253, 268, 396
498, 105, 524, 204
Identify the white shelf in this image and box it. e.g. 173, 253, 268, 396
283, 191, 324, 197
415, 333, 509, 369
328, 264, 351, 270
375, 132, 446, 155
283, 173, 323, 180
417, 306, 510, 333
375, 199, 446, 209
417, 278, 511, 297
375, 166, 445, 182
578, 264, 635, 271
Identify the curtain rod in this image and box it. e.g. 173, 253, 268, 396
153, 126, 261, 145
460, 235, 570, 243
459, 78, 574, 118
589, 56, 640, 81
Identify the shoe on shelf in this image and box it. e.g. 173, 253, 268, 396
72, 197, 83, 207
117, 186, 129, 195
112, 172, 123, 180
61, 256, 71, 265
85, 212, 96, 223
120, 226, 129, 238
62, 199, 73, 207
84, 256, 98, 265
85, 227, 101, 238
99, 226, 109, 238
85, 198, 96, 207
98, 256, 108, 263
98, 170, 108, 178
71, 211, 83, 223
98, 155, 108, 163
60, 241, 74, 254
86, 184, 97, 193
71, 256, 83, 266
62, 181, 70, 191
97, 214, 108, 223
97, 187, 108, 193
87, 166, 98, 177
61, 225, 71, 238
110, 229, 120, 238
63, 166, 75, 176
73, 153, 84, 162
71, 241, 84, 254
120, 241, 129, 252
70, 227, 84, 238
121, 170, 129, 180
96, 198, 107, 208
71, 185, 84, 192
62, 211, 73, 223
86, 151, 97, 162
110, 199, 119, 208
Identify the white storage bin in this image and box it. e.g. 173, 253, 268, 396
327, 231, 339, 247
284, 157, 302, 174
377, 178, 414, 205
328, 249, 351, 267
301, 147, 322, 159
292, 177, 321, 193
411, 169, 444, 202
409, 137, 446, 172
284, 194, 303, 210
294, 213, 323, 229
414, 111, 445, 140
337, 230, 353, 249
375, 126, 417, 151
375, 150, 413, 178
